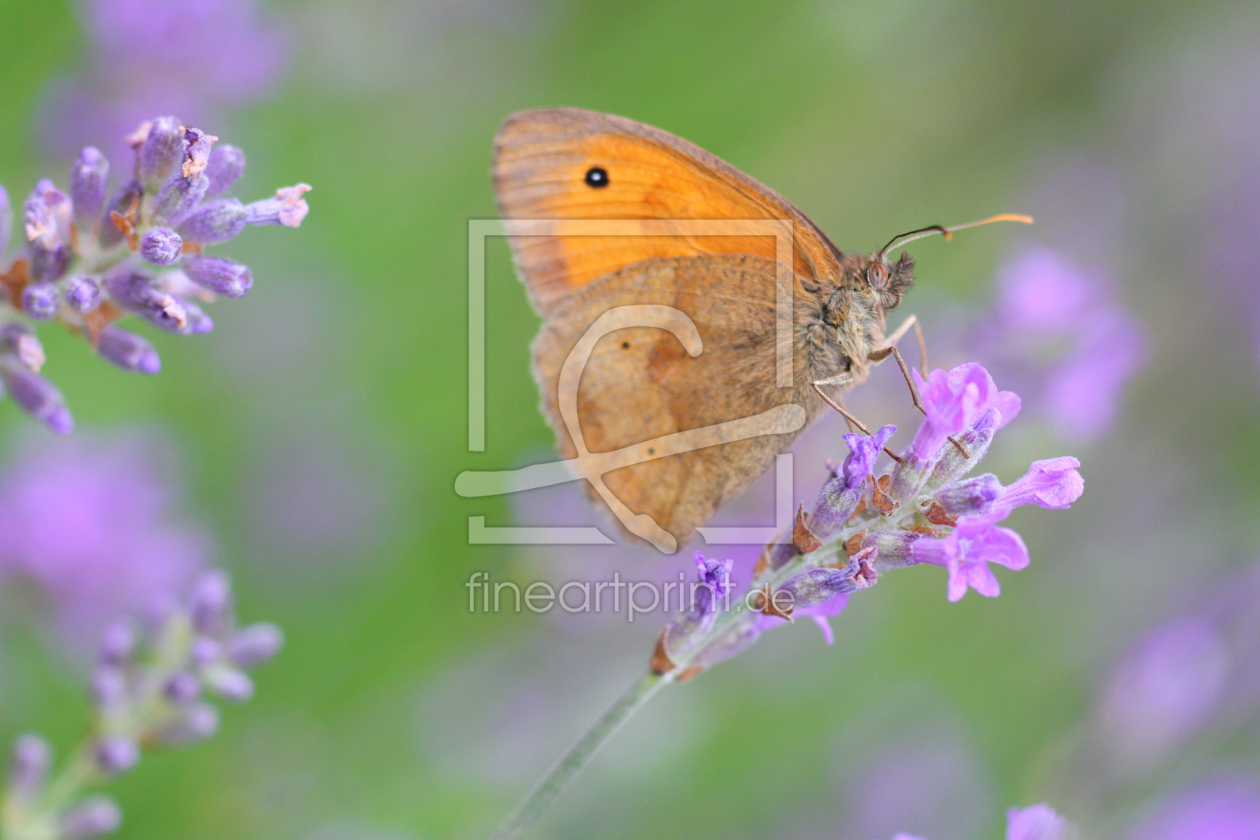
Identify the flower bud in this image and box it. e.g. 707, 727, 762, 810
228, 624, 284, 669
98, 621, 136, 666
182, 254, 253, 298
96, 326, 161, 374
19, 279, 60, 318
0, 323, 44, 371
868, 530, 925, 570
150, 173, 208, 226
164, 672, 202, 704
104, 270, 188, 333
29, 243, 72, 283
922, 409, 1000, 494
189, 570, 232, 634
70, 147, 110, 228
177, 198, 248, 243
181, 298, 214, 334
934, 473, 1002, 518
138, 116, 185, 193
0, 360, 72, 433
181, 128, 217, 178
93, 737, 139, 776
203, 145, 245, 198
245, 184, 311, 227
190, 636, 222, 666
65, 275, 102, 313
91, 666, 128, 709
205, 668, 254, 703
139, 227, 183, 267
58, 795, 122, 840
155, 703, 219, 746
8, 734, 51, 801
778, 566, 858, 611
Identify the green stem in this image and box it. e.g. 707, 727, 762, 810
488, 671, 668, 840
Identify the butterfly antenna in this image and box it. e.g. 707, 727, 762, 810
877, 213, 1034, 260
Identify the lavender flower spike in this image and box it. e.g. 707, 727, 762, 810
0, 117, 310, 431
245, 183, 312, 227
70, 147, 110, 228
1, 570, 282, 840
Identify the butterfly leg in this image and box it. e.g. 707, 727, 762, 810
868, 317, 968, 457
811, 374, 903, 463
869, 314, 928, 377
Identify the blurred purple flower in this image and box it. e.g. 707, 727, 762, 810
1125, 780, 1260, 840
40, 0, 289, 162
975, 247, 1146, 441
0, 433, 210, 651
883, 803, 1074, 840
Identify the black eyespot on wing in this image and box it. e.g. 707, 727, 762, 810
621, 341, 630, 349
584, 166, 609, 188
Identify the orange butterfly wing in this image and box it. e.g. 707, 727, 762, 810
492, 108, 845, 312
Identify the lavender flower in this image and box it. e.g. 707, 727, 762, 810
912, 514, 1030, 602
0, 571, 282, 840
974, 247, 1146, 441
648, 362, 1083, 677
0, 116, 311, 432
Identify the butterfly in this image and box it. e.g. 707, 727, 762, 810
492, 107, 1025, 553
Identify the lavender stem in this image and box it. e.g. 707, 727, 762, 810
487, 672, 666, 840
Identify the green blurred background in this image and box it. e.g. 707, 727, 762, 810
3, 0, 1260, 838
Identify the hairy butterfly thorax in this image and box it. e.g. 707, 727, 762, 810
799, 251, 916, 386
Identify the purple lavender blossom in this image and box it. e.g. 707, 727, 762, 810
976, 247, 1146, 441
912, 514, 1030, 602
909, 362, 1021, 464
0, 117, 310, 430
39, 0, 289, 163
0, 433, 210, 651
